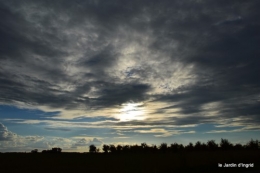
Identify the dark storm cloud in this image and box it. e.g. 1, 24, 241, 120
0, 0, 150, 111
146, 0, 260, 126
0, 71, 72, 107
93, 83, 150, 107
0, 0, 260, 127
0, 3, 69, 63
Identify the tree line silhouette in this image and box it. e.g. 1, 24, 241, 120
31, 147, 62, 153
30, 139, 259, 154
89, 139, 259, 153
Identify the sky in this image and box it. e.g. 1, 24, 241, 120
0, 0, 260, 152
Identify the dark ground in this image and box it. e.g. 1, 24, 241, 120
0, 150, 259, 173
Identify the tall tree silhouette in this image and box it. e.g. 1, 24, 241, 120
141, 143, 149, 153
122, 145, 130, 153
170, 143, 179, 152
130, 144, 142, 153
102, 144, 109, 153
151, 144, 158, 153
207, 140, 218, 150
185, 142, 194, 151
220, 138, 233, 150
159, 143, 167, 153
246, 139, 259, 150
89, 144, 97, 153
87, 138, 259, 154
109, 145, 116, 153
234, 143, 244, 150
116, 145, 123, 153
194, 141, 202, 151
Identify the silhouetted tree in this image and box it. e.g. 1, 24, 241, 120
179, 144, 184, 151
109, 145, 116, 153
170, 143, 179, 152
207, 140, 218, 150
194, 141, 202, 151
185, 142, 194, 151
159, 143, 167, 153
102, 144, 109, 153
220, 138, 233, 150
201, 143, 207, 150
41, 148, 62, 153
122, 145, 130, 153
116, 145, 123, 153
97, 138, 260, 154
52, 148, 62, 153
89, 144, 97, 153
234, 143, 244, 150
130, 144, 142, 153
141, 143, 148, 148
151, 144, 158, 153
31, 149, 38, 153
246, 139, 259, 150
141, 143, 149, 153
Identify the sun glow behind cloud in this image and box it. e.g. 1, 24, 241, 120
117, 102, 146, 121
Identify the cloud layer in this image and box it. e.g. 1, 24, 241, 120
0, 0, 260, 150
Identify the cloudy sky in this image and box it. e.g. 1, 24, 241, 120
0, 0, 260, 152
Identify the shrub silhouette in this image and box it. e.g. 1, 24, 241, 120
31, 149, 38, 153
42, 148, 62, 153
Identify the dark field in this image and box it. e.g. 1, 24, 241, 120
0, 151, 259, 173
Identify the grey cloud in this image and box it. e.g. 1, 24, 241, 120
71, 138, 103, 148
44, 127, 71, 132
0, 0, 260, 128
89, 138, 103, 146
93, 83, 151, 107
71, 138, 88, 148
0, 123, 17, 141
0, 0, 152, 110
150, 0, 260, 122
25, 136, 44, 142
0, 123, 75, 151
